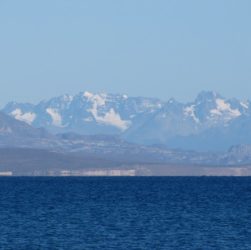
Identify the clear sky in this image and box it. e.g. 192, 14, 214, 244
0, 0, 251, 106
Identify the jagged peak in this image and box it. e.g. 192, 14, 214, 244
195, 91, 222, 103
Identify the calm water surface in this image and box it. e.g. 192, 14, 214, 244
0, 177, 251, 249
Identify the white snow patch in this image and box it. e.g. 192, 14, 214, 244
240, 101, 249, 109
210, 99, 241, 120
46, 108, 63, 127
99, 108, 131, 131
83, 91, 94, 99
84, 92, 106, 106
84, 92, 130, 130
89, 106, 130, 131
11, 109, 36, 125
216, 99, 231, 111
184, 105, 200, 123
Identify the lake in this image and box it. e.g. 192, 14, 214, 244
0, 177, 250, 249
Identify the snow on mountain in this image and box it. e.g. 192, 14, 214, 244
210, 98, 241, 119
11, 109, 36, 125
183, 105, 200, 123
0, 111, 49, 139
123, 91, 251, 149
240, 101, 249, 109
83, 91, 130, 131
3, 90, 251, 151
3, 91, 163, 135
46, 108, 63, 127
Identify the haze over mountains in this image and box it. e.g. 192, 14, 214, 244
3, 90, 251, 151
1, 90, 251, 175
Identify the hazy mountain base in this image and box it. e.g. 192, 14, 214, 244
0, 148, 121, 176
1, 110, 251, 175
140, 164, 251, 176
1, 148, 251, 176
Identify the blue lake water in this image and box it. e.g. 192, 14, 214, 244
0, 177, 251, 249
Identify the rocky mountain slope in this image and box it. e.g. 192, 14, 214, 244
1, 110, 251, 170
3, 91, 251, 151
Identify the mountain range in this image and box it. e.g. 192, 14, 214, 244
2, 91, 251, 175
3, 90, 251, 151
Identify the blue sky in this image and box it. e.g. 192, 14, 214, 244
0, 0, 251, 106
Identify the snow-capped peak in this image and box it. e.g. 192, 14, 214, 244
11, 109, 36, 125
83, 91, 93, 99
210, 98, 241, 120
46, 108, 64, 127
195, 91, 221, 104
84, 92, 130, 131
2, 90, 250, 140
84, 91, 107, 106
183, 105, 200, 123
